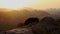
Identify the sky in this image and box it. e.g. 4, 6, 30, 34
0, 0, 60, 10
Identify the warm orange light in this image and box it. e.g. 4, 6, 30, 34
0, 0, 40, 9
0, 0, 60, 10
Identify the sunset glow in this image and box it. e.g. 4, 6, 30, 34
0, 0, 60, 10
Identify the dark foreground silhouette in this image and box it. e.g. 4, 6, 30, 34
32, 17, 60, 34
5, 17, 39, 34
0, 17, 60, 34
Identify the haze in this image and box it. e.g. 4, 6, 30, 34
0, 0, 60, 10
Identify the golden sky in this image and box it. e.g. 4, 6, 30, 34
0, 0, 60, 10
